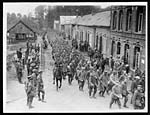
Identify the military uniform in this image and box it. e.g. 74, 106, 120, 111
67, 65, 73, 85
89, 70, 98, 98
132, 86, 144, 109
99, 72, 108, 97
78, 68, 86, 91
25, 76, 36, 109
109, 83, 122, 109
121, 81, 129, 107
130, 79, 138, 104
17, 62, 23, 83
37, 71, 45, 101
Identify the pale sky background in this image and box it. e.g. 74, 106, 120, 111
3, 3, 113, 16
3, 2, 146, 16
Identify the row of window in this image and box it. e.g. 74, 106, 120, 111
112, 40, 140, 69
112, 6, 144, 32
78, 30, 104, 53
75, 29, 141, 69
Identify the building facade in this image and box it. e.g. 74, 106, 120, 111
7, 20, 37, 43
72, 11, 111, 58
110, 6, 146, 71
62, 6, 146, 72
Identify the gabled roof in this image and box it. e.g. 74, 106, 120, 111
7, 20, 36, 33
77, 14, 93, 26
90, 11, 110, 27
71, 10, 111, 27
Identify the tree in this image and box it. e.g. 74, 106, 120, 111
17, 13, 22, 20
35, 5, 46, 30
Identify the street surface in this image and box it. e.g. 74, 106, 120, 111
5, 31, 136, 112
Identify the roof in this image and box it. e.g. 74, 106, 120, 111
77, 14, 93, 26
7, 20, 36, 33
60, 16, 77, 25
90, 11, 110, 27
70, 10, 111, 27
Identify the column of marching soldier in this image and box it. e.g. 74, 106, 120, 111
50, 33, 145, 110
13, 38, 45, 109
13, 32, 145, 110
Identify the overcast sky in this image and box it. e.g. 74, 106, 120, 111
3, 2, 146, 16
3, 3, 111, 16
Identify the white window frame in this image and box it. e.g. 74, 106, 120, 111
135, 52, 140, 69
113, 12, 117, 30
138, 13, 143, 32
118, 11, 123, 31
117, 42, 121, 55
127, 12, 132, 31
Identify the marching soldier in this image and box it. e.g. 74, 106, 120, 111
17, 61, 23, 83
78, 67, 86, 91
37, 70, 45, 102
132, 85, 145, 109
89, 67, 99, 98
17, 48, 22, 60
99, 71, 108, 97
130, 76, 140, 104
135, 67, 142, 77
25, 75, 36, 109
121, 80, 129, 108
106, 71, 117, 95
53, 64, 57, 84
67, 64, 73, 85
109, 81, 122, 109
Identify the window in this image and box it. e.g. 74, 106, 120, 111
124, 44, 129, 64
133, 46, 140, 69
111, 40, 115, 56
99, 36, 103, 53
80, 31, 83, 41
85, 31, 87, 41
126, 8, 132, 31
112, 11, 117, 30
87, 32, 89, 43
95, 35, 98, 49
118, 10, 123, 30
136, 7, 144, 32
117, 42, 121, 54
138, 13, 143, 31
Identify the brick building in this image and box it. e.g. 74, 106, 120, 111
110, 6, 146, 71
72, 11, 111, 58
62, 5, 146, 72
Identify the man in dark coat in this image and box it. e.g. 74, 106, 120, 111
109, 81, 122, 109
17, 48, 22, 60
132, 85, 144, 109
37, 71, 45, 102
99, 71, 108, 97
130, 76, 140, 104
17, 61, 23, 83
25, 75, 36, 109
121, 80, 129, 108
89, 68, 99, 98
110, 56, 114, 71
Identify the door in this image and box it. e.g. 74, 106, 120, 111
135, 52, 140, 69
111, 40, 115, 56
89, 33, 93, 48
133, 46, 140, 69
99, 36, 102, 53
124, 44, 130, 64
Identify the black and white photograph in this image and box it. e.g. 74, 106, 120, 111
3, 2, 147, 113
